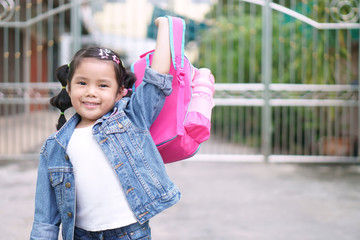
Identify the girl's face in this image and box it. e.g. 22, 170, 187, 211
68, 58, 122, 128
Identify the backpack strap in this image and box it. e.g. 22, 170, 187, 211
166, 16, 186, 70
166, 16, 187, 136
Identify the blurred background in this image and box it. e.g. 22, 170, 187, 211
0, 0, 359, 163
0, 1, 360, 239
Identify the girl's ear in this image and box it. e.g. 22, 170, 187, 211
116, 87, 124, 101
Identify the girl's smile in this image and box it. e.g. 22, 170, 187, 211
68, 58, 122, 128
82, 101, 100, 109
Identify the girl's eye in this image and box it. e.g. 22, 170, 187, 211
99, 84, 108, 88
78, 81, 86, 86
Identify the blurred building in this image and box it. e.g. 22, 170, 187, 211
80, 0, 213, 64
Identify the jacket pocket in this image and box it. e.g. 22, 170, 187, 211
105, 118, 147, 154
49, 171, 64, 206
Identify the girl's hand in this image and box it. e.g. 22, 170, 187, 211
155, 17, 167, 27
151, 17, 171, 74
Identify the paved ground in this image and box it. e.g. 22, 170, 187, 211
1, 159, 360, 240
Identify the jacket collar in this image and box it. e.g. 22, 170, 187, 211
53, 113, 80, 150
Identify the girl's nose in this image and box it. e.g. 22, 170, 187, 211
85, 86, 97, 97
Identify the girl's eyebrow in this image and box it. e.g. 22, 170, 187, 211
73, 75, 88, 81
73, 76, 113, 84
97, 78, 112, 83
97, 79, 115, 85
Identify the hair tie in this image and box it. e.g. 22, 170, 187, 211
62, 86, 66, 89
67, 63, 70, 68
60, 112, 64, 115
122, 88, 132, 96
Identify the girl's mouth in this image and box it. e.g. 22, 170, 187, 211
83, 102, 99, 108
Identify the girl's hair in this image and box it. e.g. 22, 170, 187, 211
50, 47, 136, 130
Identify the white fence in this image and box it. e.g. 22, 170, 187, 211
0, 0, 359, 162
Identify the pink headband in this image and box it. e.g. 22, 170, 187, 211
99, 48, 122, 66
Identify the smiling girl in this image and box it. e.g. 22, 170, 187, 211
30, 17, 180, 240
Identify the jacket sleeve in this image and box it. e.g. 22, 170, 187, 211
30, 145, 61, 240
128, 66, 173, 129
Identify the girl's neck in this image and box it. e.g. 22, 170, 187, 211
76, 120, 95, 129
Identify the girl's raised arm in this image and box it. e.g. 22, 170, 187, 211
151, 17, 171, 74
126, 17, 173, 128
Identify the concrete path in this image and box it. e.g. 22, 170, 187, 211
1, 160, 360, 240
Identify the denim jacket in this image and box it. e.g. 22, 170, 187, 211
30, 67, 181, 240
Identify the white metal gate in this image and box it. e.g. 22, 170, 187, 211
0, 0, 359, 163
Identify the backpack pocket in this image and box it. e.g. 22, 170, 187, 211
184, 68, 215, 143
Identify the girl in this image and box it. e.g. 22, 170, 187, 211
30, 17, 180, 240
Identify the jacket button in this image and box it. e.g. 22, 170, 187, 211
65, 182, 71, 188
67, 212, 72, 218
117, 121, 123, 129
65, 154, 69, 160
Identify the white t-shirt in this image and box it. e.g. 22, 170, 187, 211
67, 125, 137, 231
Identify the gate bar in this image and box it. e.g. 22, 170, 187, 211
261, 0, 272, 161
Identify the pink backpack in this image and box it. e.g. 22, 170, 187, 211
131, 16, 215, 164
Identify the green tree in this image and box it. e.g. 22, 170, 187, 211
196, 0, 356, 153
197, 0, 352, 84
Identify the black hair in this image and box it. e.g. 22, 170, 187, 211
50, 47, 136, 130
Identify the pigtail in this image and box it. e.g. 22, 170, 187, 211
50, 64, 72, 130
123, 69, 136, 98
